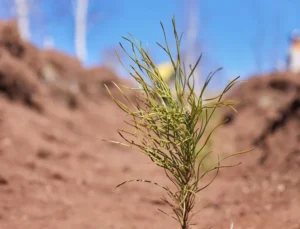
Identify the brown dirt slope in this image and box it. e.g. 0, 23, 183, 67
211, 72, 300, 228
0, 19, 299, 229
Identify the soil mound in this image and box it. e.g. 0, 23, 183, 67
0, 20, 43, 75
217, 72, 300, 172
0, 47, 43, 111
207, 72, 300, 228
0, 20, 131, 111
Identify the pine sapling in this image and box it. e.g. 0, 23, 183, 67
104, 17, 249, 229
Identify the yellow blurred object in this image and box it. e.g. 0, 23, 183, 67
157, 62, 174, 83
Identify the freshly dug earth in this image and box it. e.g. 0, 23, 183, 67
0, 19, 300, 229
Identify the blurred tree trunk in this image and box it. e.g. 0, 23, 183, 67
75, 0, 89, 62
184, 0, 201, 92
14, 0, 30, 41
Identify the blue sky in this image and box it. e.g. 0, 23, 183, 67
1, 0, 300, 86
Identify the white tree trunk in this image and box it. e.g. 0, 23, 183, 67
75, 0, 89, 62
14, 0, 30, 41
184, 0, 201, 92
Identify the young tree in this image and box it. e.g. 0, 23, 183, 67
105, 18, 248, 229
